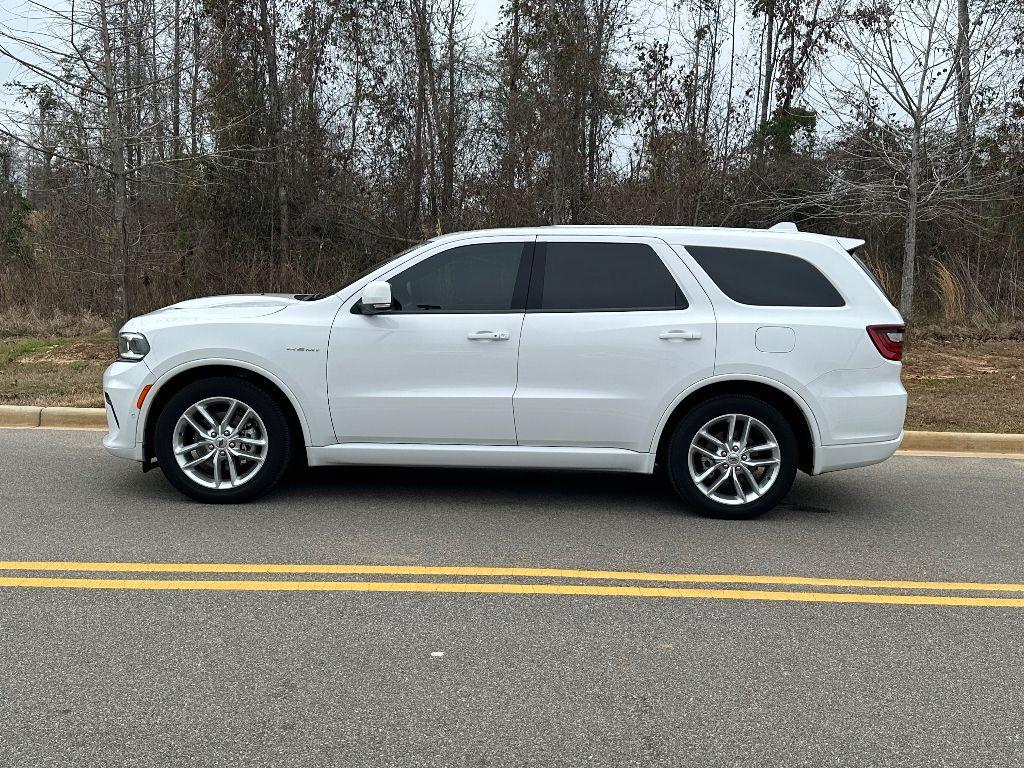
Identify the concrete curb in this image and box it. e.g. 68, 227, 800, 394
0, 405, 106, 429
898, 430, 1024, 455
1, 405, 1022, 456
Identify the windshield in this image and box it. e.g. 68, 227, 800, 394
300, 241, 429, 301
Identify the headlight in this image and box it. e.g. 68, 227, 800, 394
117, 332, 150, 362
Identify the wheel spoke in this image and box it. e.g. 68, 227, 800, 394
182, 449, 215, 469
182, 413, 208, 437
235, 435, 267, 447
229, 446, 264, 464
692, 444, 720, 461
731, 467, 744, 499
740, 465, 761, 496
726, 414, 737, 445
225, 451, 239, 486
220, 399, 238, 429
745, 457, 780, 467
695, 462, 725, 483
195, 404, 218, 428
175, 441, 208, 456
236, 407, 253, 431
698, 430, 726, 449
746, 442, 777, 453
212, 453, 222, 487
740, 417, 753, 450
707, 468, 731, 495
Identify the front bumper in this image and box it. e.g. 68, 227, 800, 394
102, 360, 152, 462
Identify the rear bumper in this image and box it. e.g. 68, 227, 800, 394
102, 360, 151, 462
813, 432, 903, 475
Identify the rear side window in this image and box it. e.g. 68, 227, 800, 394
531, 242, 687, 311
686, 246, 844, 307
852, 252, 886, 294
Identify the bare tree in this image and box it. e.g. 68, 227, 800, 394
808, 0, 1012, 324
0, 0, 214, 327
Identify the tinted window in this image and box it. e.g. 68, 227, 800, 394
686, 246, 844, 307
532, 242, 687, 311
852, 252, 886, 294
389, 242, 529, 312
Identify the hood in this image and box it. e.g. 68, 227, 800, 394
146, 293, 301, 320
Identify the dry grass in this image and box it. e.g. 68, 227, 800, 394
1, 332, 1022, 433
0, 334, 114, 408
0, 307, 109, 338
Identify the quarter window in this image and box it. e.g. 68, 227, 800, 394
531, 242, 687, 311
388, 242, 530, 312
686, 246, 845, 307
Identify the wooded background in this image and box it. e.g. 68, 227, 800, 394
0, 0, 1022, 330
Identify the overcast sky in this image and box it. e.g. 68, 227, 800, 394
0, 0, 508, 109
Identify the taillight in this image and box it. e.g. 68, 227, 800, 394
867, 325, 904, 361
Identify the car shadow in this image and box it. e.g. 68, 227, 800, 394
268, 463, 866, 520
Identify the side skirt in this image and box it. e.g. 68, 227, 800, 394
306, 443, 655, 474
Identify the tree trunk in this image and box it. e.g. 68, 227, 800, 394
98, 0, 130, 330
189, 12, 200, 155
955, 0, 972, 175
172, 0, 181, 160
259, 0, 288, 275
900, 126, 921, 325
759, 0, 775, 129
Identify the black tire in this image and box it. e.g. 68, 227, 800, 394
666, 395, 798, 519
154, 377, 293, 503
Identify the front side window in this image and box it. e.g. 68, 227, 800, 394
531, 242, 687, 311
388, 241, 530, 312
686, 245, 845, 307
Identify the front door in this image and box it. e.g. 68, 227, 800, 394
328, 237, 533, 445
513, 236, 717, 453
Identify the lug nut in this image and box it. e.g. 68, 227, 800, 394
209, 430, 216, 437
229, 442, 236, 449
224, 429, 232, 436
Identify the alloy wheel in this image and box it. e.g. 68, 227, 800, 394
687, 413, 782, 506
172, 396, 269, 489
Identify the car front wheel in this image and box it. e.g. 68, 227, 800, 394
154, 377, 293, 503
666, 395, 798, 519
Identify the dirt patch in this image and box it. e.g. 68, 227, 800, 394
903, 340, 1024, 433
0, 334, 114, 408
19, 335, 116, 365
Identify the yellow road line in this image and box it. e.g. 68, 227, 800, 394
2, 575, 1024, 607
1, 560, 1023, 594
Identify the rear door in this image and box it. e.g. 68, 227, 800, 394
513, 236, 716, 452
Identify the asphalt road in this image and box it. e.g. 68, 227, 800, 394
2, 428, 1024, 767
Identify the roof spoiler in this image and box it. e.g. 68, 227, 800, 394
836, 237, 866, 253
768, 222, 865, 253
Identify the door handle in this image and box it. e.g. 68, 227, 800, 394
467, 331, 510, 341
659, 330, 702, 341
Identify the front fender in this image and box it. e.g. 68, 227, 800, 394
135, 356, 319, 449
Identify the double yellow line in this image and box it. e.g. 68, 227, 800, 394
2, 560, 1024, 607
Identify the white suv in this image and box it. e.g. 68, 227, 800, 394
103, 225, 906, 518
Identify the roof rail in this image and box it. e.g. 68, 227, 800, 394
768, 222, 799, 233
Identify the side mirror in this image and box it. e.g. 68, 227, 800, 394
360, 281, 393, 314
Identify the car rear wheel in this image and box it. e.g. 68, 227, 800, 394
154, 377, 293, 503
666, 395, 798, 519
